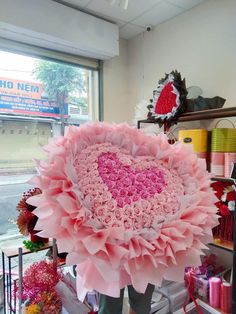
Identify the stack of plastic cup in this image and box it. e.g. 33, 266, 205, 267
211, 128, 236, 152
211, 128, 236, 177
178, 129, 208, 166
211, 152, 225, 177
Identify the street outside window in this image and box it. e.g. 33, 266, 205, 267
0, 50, 100, 235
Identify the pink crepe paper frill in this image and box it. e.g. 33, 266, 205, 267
28, 122, 218, 298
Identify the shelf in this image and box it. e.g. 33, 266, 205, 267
138, 107, 236, 128
211, 177, 235, 183
1, 241, 52, 258
209, 240, 233, 252
197, 299, 224, 314
177, 107, 236, 122
173, 299, 223, 314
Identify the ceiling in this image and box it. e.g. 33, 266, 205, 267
52, 0, 205, 39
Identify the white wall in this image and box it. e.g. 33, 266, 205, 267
103, 39, 131, 123
104, 0, 236, 124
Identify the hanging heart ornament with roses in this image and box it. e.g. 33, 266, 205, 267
28, 122, 218, 298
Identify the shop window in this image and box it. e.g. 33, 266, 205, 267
0, 48, 101, 235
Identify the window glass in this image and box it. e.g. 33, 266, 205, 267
0, 50, 100, 235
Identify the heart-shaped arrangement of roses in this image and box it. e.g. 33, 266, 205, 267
29, 122, 218, 298
75, 146, 184, 231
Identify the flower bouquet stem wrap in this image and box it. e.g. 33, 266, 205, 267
28, 122, 218, 298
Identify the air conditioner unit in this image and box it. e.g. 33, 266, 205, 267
0, 0, 119, 60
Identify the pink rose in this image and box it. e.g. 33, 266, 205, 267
140, 199, 151, 211
127, 187, 136, 196
148, 172, 159, 183
135, 183, 143, 192
92, 196, 104, 207
117, 198, 124, 208
133, 217, 142, 229
141, 191, 149, 199
124, 197, 131, 205
114, 168, 120, 175
101, 174, 110, 181
143, 179, 151, 188
132, 194, 139, 202
119, 189, 127, 197
95, 206, 105, 217
117, 170, 127, 179
112, 222, 122, 227
124, 219, 132, 229
115, 209, 122, 220
155, 184, 163, 193
107, 200, 116, 212
147, 187, 157, 195
99, 167, 109, 175
142, 215, 152, 228
103, 214, 113, 224
129, 174, 136, 183
100, 191, 112, 202
123, 205, 133, 217
123, 178, 132, 187
109, 174, 116, 181
106, 160, 115, 169
133, 205, 141, 215
136, 173, 146, 182
163, 204, 173, 214
116, 181, 124, 189
111, 189, 119, 198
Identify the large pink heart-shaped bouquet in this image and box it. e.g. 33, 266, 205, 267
29, 122, 218, 297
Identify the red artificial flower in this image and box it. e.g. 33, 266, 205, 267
16, 188, 42, 236
215, 201, 223, 209
219, 204, 230, 216
226, 190, 234, 202
16, 210, 35, 236
21, 260, 62, 301
211, 181, 227, 199
17, 188, 42, 212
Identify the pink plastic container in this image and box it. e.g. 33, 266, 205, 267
210, 152, 225, 177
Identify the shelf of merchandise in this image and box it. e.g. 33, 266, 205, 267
137, 107, 236, 314
210, 177, 234, 253
137, 107, 236, 128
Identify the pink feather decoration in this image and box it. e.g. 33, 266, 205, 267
28, 122, 218, 297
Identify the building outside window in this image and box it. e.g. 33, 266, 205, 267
0, 49, 100, 235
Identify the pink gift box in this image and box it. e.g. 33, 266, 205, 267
224, 153, 236, 178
